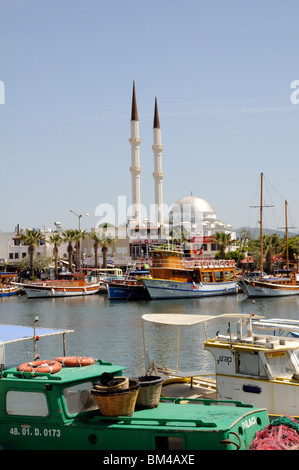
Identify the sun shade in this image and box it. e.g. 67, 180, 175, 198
141, 313, 249, 327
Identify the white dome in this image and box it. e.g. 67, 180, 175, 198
174, 196, 215, 214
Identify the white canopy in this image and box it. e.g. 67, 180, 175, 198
142, 313, 250, 327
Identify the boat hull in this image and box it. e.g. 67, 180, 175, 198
141, 278, 238, 300
0, 286, 19, 297
22, 284, 100, 298
239, 279, 299, 298
107, 282, 150, 300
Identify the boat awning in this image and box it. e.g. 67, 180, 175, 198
141, 313, 251, 327
0, 325, 74, 346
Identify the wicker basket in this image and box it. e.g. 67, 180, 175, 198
91, 379, 140, 416
135, 376, 163, 409
93, 375, 129, 392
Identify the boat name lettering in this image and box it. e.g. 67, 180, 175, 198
217, 355, 232, 365
9, 426, 61, 438
242, 416, 256, 429
266, 351, 286, 359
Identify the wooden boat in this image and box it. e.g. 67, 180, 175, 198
140, 247, 238, 299
107, 267, 150, 300
14, 272, 100, 298
0, 272, 19, 297
238, 173, 299, 297
0, 321, 269, 451
142, 313, 299, 421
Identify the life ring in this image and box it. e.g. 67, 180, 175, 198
17, 360, 62, 374
54, 356, 95, 367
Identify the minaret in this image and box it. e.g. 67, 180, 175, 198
152, 96, 164, 229
129, 80, 141, 224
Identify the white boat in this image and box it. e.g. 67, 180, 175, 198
14, 272, 100, 298
140, 247, 238, 300
239, 173, 299, 298
142, 313, 299, 420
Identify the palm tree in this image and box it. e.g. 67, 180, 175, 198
73, 229, 87, 271
263, 233, 283, 273
88, 232, 102, 269
20, 229, 43, 278
62, 229, 77, 272
213, 232, 234, 259
99, 234, 115, 268
48, 233, 63, 278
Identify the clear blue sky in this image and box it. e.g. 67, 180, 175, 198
1, 0, 299, 233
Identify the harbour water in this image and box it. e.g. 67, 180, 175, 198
1, 292, 299, 376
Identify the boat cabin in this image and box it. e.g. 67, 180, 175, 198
150, 248, 235, 284
205, 316, 299, 419
0, 272, 18, 287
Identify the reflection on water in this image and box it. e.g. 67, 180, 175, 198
1, 292, 299, 375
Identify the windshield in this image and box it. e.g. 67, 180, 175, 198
63, 381, 98, 415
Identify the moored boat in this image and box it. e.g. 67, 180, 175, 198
0, 272, 19, 297
141, 247, 238, 300
107, 267, 150, 300
0, 321, 269, 451
142, 313, 299, 421
239, 173, 299, 298
13, 272, 100, 298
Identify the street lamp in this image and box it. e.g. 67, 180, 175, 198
70, 210, 89, 271
70, 209, 89, 230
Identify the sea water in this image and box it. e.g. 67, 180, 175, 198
1, 292, 299, 376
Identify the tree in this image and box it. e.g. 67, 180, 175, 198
48, 233, 63, 278
62, 229, 77, 272
263, 233, 283, 273
88, 232, 102, 269
213, 232, 234, 259
20, 229, 43, 278
99, 234, 115, 268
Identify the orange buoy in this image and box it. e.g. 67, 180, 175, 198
17, 360, 62, 374
54, 356, 95, 367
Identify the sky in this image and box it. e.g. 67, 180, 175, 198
1, 0, 299, 234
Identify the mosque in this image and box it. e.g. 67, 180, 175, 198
128, 81, 236, 259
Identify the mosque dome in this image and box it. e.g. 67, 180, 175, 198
174, 195, 215, 214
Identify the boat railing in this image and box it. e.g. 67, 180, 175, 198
151, 259, 235, 269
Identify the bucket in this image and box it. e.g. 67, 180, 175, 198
135, 376, 163, 409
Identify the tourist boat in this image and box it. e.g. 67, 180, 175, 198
107, 266, 150, 300
0, 272, 19, 297
238, 173, 299, 298
142, 313, 299, 421
13, 272, 100, 298
0, 320, 269, 451
140, 247, 238, 299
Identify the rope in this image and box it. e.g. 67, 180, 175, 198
250, 416, 299, 450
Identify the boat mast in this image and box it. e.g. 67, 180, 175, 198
260, 172, 263, 277
285, 200, 289, 270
